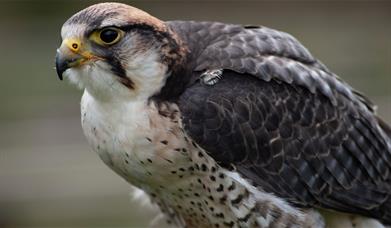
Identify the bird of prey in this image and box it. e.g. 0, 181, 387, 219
55, 3, 391, 228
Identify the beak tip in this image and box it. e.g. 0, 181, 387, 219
56, 67, 64, 81
55, 65, 64, 81
55, 52, 67, 81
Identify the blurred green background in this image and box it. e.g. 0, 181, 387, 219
0, 0, 389, 227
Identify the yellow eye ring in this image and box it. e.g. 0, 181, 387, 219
90, 27, 124, 46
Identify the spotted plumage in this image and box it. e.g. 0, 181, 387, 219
56, 3, 391, 227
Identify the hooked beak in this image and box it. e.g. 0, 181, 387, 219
55, 38, 97, 80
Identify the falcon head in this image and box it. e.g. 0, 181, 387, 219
55, 3, 186, 100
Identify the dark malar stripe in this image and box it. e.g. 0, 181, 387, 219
106, 55, 134, 89
119, 22, 183, 69
119, 23, 190, 100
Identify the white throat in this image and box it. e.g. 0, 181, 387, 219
80, 90, 152, 180
64, 48, 167, 103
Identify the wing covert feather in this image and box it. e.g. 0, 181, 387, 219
178, 71, 391, 223
169, 20, 391, 223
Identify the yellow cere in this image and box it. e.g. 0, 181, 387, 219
62, 38, 100, 64
63, 38, 81, 53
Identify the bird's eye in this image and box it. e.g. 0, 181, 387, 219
90, 27, 123, 46
100, 28, 119, 44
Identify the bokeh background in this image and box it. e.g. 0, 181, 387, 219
0, 0, 390, 227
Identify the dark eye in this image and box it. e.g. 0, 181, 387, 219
99, 28, 120, 44
90, 27, 123, 46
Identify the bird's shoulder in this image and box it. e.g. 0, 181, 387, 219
167, 20, 376, 112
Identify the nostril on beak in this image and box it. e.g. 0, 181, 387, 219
71, 43, 79, 51
63, 38, 82, 53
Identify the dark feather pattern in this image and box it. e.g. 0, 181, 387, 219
168, 21, 377, 111
178, 72, 391, 224
166, 21, 391, 224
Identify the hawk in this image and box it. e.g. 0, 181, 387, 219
55, 3, 391, 228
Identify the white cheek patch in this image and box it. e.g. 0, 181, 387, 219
125, 49, 168, 99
